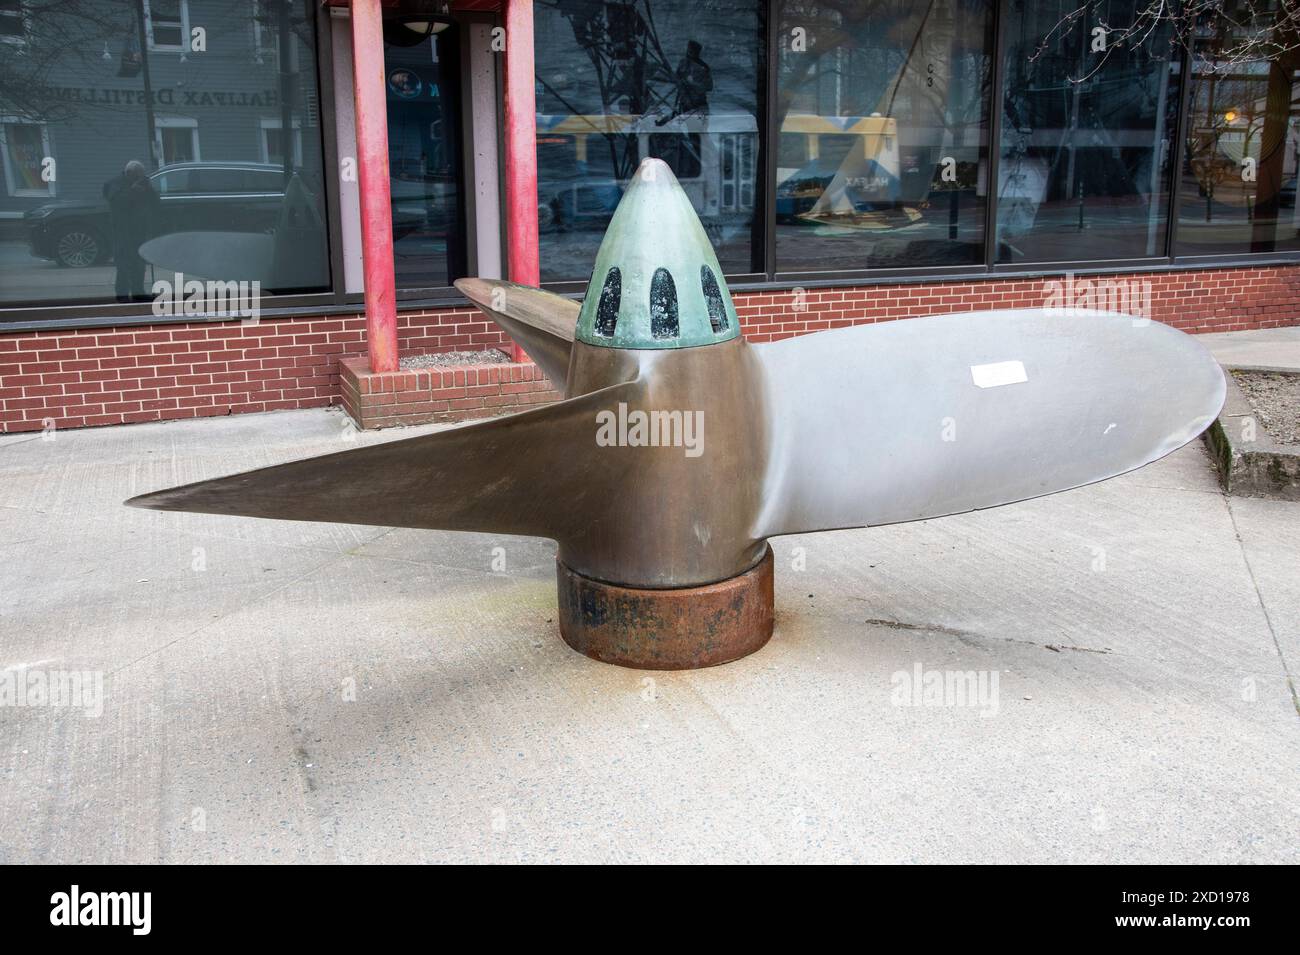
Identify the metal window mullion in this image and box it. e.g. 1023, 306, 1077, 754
983, 0, 1008, 272
1166, 33, 1197, 261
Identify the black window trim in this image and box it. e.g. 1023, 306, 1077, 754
4, 0, 1300, 333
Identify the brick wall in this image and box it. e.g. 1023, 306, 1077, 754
734, 266, 1300, 341
3, 264, 1298, 434
0, 303, 507, 433
339, 355, 561, 429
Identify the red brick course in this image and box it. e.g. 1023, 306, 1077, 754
339, 356, 561, 429
2, 264, 1298, 433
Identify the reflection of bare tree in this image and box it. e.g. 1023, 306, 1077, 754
538, 0, 713, 178
1034, 0, 1300, 82
777, 0, 888, 128
1186, 76, 1264, 214
3, 0, 314, 181
776, 1, 990, 142
0, 0, 138, 122
1043, 2, 1300, 250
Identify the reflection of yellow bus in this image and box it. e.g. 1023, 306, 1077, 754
536, 112, 757, 224
777, 113, 900, 182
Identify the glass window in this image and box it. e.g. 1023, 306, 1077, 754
534, 0, 766, 282
383, 20, 466, 289
648, 133, 702, 179
156, 120, 199, 164
0, 0, 25, 41
194, 167, 281, 195
996, 0, 1181, 263
1176, 15, 1300, 256
0, 0, 330, 310
262, 122, 302, 168
153, 169, 196, 196
146, 0, 187, 51
776, 0, 994, 272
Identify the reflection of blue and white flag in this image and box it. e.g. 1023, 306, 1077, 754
808, 131, 902, 215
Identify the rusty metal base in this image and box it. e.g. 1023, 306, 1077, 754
556, 546, 774, 670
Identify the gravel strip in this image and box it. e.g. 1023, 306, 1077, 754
1232, 371, 1300, 446
400, 349, 511, 368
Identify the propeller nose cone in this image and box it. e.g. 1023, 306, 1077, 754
575, 158, 740, 350
626, 157, 677, 188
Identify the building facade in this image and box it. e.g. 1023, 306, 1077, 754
2, 0, 1299, 432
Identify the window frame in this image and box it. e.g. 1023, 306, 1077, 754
538, 0, 1300, 298
0, 0, 28, 45
260, 118, 304, 168
154, 116, 200, 164
4, 1, 1300, 333
143, 0, 190, 53
0, 0, 341, 329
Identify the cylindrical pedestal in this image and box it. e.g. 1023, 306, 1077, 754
556, 546, 774, 669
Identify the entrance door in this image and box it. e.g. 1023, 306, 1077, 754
383, 16, 466, 288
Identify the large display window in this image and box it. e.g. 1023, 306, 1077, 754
0, 0, 330, 310
775, 0, 995, 273
1175, 14, 1300, 257
533, 0, 766, 282
994, 0, 1182, 264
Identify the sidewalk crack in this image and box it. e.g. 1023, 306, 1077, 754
1223, 495, 1300, 718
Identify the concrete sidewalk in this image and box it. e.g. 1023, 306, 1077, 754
1198, 325, 1300, 371
1, 407, 1297, 864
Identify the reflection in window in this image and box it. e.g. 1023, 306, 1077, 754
383, 20, 466, 289
649, 267, 679, 338
1176, 17, 1300, 256
996, 0, 1180, 263
776, 0, 994, 272
1, 122, 53, 198
534, 0, 765, 282
155, 118, 199, 165
649, 133, 702, 179
0, 0, 329, 309
0, 0, 25, 42
145, 0, 188, 52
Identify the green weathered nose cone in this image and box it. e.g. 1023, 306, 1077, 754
576, 158, 741, 349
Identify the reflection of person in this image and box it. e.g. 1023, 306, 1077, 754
674, 40, 712, 116
657, 39, 713, 127
102, 160, 159, 302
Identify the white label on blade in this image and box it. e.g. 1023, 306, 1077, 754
971, 360, 1028, 389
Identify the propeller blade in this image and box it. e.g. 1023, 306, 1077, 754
455, 278, 577, 392
752, 309, 1225, 538
126, 380, 641, 539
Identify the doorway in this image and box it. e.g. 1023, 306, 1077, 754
383, 14, 466, 288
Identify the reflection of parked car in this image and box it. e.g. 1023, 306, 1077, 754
25, 162, 292, 268
539, 180, 623, 231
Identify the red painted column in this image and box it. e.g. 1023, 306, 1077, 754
350, 0, 399, 373
502, 0, 538, 363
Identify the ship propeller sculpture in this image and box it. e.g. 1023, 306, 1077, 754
128, 158, 1226, 669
